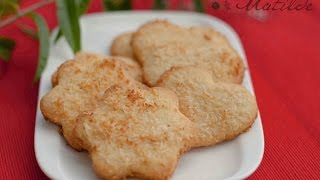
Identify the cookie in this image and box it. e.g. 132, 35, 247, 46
112, 56, 142, 82
157, 66, 258, 147
75, 85, 196, 180
51, 53, 142, 86
111, 32, 135, 59
132, 20, 244, 86
41, 52, 144, 150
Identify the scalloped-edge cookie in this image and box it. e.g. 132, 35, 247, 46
41, 52, 145, 150
75, 85, 196, 180
157, 66, 258, 147
51, 53, 142, 87
132, 20, 244, 86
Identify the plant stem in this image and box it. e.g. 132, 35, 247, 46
0, 0, 55, 28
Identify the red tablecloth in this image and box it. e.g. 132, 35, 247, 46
0, 0, 319, 179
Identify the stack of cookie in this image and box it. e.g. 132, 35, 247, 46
41, 20, 258, 180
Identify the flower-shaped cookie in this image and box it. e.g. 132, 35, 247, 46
41, 52, 143, 150
132, 20, 244, 86
51, 52, 142, 87
75, 85, 196, 180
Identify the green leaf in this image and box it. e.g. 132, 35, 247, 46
193, 0, 204, 12
0, 0, 20, 18
29, 13, 50, 82
153, 0, 166, 10
54, 29, 63, 43
57, 0, 81, 53
103, 0, 131, 11
54, 0, 89, 44
0, 37, 16, 62
76, 0, 90, 14
18, 24, 38, 40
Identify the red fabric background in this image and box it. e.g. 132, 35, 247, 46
0, 0, 319, 179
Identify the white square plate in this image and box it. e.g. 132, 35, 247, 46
34, 11, 264, 180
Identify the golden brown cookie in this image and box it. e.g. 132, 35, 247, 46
157, 66, 258, 147
41, 52, 144, 150
111, 32, 135, 59
112, 56, 142, 82
75, 85, 196, 180
51, 53, 142, 86
132, 20, 244, 86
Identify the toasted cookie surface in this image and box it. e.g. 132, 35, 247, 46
75, 85, 196, 180
41, 52, 143, 150
51, 53, 142, 86
132, 20, 244, 86
111, 32, 135, 59
112, 56, 142, 82
157, 66, 258, 147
